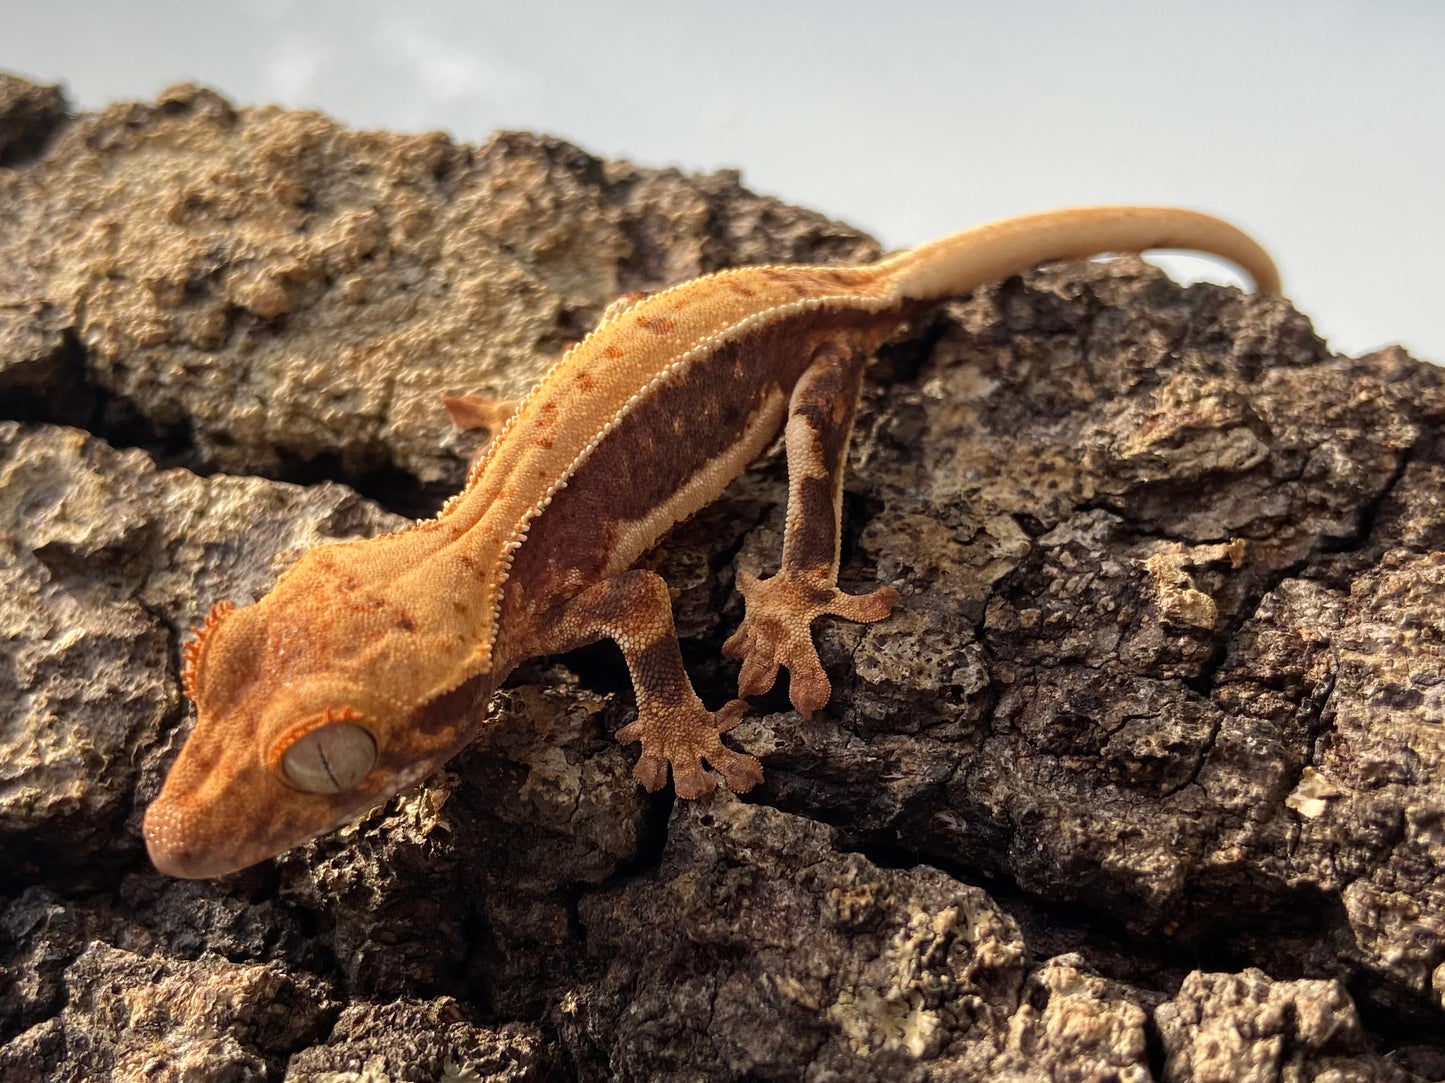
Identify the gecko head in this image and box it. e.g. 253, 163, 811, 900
143, 575, 490, 878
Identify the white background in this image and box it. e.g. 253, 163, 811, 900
5, 1, 1441, 361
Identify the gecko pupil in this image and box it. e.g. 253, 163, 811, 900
316, 745, 338, 790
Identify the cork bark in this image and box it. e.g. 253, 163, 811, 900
1, 75, 1441, 1082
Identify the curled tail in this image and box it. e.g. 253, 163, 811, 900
876, 206, 1280, 301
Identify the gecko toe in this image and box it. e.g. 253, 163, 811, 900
631, 751, 669, 793
672, 761, 716, 800
735, 648, 781, 699
787, 656, 833, 718
826, 584, 900, 624
705, 701, 761, 791
710, 745, 764, 793
720, 623, 751, 661
715, 698, 748, 731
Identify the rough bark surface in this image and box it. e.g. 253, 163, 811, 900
1, 74, 1441, 1082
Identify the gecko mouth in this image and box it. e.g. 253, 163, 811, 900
141, 758, 390, 878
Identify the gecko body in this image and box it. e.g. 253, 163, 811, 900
144, 207, 1279, 877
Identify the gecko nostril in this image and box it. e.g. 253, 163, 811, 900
143, 802, 182, 866
143, 795, 214, 878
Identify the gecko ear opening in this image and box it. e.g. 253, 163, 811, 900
266, 708, 378, 794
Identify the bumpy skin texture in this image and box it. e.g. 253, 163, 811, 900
142, 206, 1277, 878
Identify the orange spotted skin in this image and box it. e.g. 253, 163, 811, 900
143, 207, 1279, 877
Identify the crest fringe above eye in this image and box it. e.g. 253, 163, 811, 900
180, 601, 237, 701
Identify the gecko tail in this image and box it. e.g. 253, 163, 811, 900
876, 206, 1281, 302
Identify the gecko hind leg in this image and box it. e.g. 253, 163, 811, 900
444, 393, 526, 465
444, 292, 649, 436
443, 393, 525, 433
541, 569, 763, 798
722, 340, 900, 717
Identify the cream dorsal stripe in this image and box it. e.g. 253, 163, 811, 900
480, 290, 880, 663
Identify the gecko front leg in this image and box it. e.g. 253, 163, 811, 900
537, 569, 763, 798
723, 340, 900, 716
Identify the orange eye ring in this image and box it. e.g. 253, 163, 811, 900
265, 707, 379, 794
262, 705, 367, 774
180, 601, 237, 701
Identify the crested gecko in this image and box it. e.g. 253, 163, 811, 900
143, 206, 1279, 877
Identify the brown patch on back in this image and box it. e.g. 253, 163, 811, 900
576, 370, 596, 390
549, 328, 794, 523
488, 302, 918, 674
603, 346, 623, 360
637, 316, 676, 335
746, 266, 862, 294
496, 307, 903, 645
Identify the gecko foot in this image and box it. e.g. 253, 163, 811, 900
723, 569, 900, 718
616, 697, 762, 799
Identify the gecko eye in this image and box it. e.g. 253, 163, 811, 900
266, 706, 378, 794
278, 722, 378, 794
